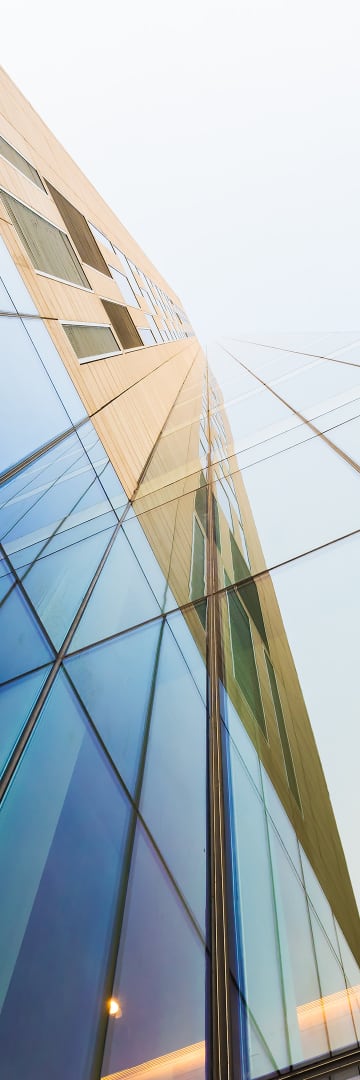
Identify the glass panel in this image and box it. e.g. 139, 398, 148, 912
0, 671, 130, 1080
0, 583, 53, 682
70, 527, 160, 652
0, 317, 71, 473
64, 620, 161, 794
225, 586, 266, 737
123, 515, 168, 607
23, 317, 86, 424
0, 277, 15, 312
138, 326, 156, 345
0, 191, 90, 286
0, 666, 50, 777
110, 266, 140, 307
309, 911, 357, 1050
63, 322, 120, 360
0, 135, 44, 189
166, 606, 207, 703
23, 521, 115, 648
227, 736, 289, 1073
221, 687, 261, 790
141, 624, 207, 931
101, 825, 206, 1080
268, 821, 329, 1063
335, 921, 360, 1042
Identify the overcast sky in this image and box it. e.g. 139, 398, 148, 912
2, 0, 360, 344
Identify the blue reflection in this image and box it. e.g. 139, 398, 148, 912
0, 671, 130, 1080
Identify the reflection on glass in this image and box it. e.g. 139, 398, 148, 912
101, 825, 205, 1080
0, 672, 130, 1080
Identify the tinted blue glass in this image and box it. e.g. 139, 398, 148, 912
141, 624, 207, 932
0, 672, 130, 1080
0, 236, 37, 313
0, 317, 70, 473
0, 666, 50, 776
0, 583, 53, 682
102, 825, 206, 1079
23, 523, 115, 648
22, 318, 86, 424
123, 516, 168, 606
1, 434, 111, 545
71, 527, 160, 651
75, 425, 128, 512
65, 620, 161, 793
166, 607, 206, 703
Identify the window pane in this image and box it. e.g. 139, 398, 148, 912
0, 666, 50, 777
0, 135, 44, 189
63, 322, 120, 360
47, 182, 111, 276
64, 620, 161, 794
0, 672, 130, 1080
110, 266, 140, 307
225, 587, 266, 737
0, 317, 71, 473
140, 624, 207, 931
101, 825, 206, 1080
70, 527, 160, 651
102, 299, 142, 350
0, 582, 53, 682
0, 191, 90, 287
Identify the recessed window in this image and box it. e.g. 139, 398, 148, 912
46, 182, 111, 277
110, 267, 139, 308
0, 190, 90, 288
88, 221, 114, 253
101, 299, 142, 350
112, 248, 139, 294
62, 322, 120, 362
138, 327, 156, 346
145, 314, 163, 344
0, 136, 45, 190
140, 289, 157, 314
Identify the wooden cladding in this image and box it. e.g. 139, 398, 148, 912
47, 182, 111, 277
101, 299, 143, 350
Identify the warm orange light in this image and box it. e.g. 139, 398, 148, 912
101, 1040, 205, 1079
108, 998, 122, 1019
297, 984, 360, 1030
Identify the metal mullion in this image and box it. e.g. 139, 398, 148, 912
206, 357, 233, 1080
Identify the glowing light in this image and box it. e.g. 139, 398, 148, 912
108, 998, 122, 1018
297, 983, 360, 1030
101, 1040, 205, 1079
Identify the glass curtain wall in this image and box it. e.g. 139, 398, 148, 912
0, 244, 359, 1080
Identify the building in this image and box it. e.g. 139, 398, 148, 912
0, 67, 359, 1080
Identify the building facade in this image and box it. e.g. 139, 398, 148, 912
0, 68, 359, 1080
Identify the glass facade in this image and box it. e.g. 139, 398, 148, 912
0, 71, 359, 1080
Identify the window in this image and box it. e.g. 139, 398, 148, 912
265, 654, 301, 808
0, 136, 45, 190
109, 267, 139, 307
145, 314, 163, 344
62, 322, 120, 362
0, 191, 89, 288
46, 182, 111, 276
101, 299, 142, 350
138, 327, 156, 346
88, 221, 114, 253
230, 532, 268, 645
226, 581, 266, 736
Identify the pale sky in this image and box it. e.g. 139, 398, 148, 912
2, 0, 360, 343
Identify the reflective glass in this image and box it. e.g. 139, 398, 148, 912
22, 317, 87, 424
110, 266, 140, 307
64, 620, 161, 794
23, 521, 115, 648
71, 527, 160, 651
101, 825, 206, 1080
0, 317, 70, 474
227, 736, 289, 1073
141, 624, 207, 931
0, 582, 53, 682
309, 912, 357, 1050
0, 279, 15, 312
0, 672, 130, 1080
0, 665, 50, 777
